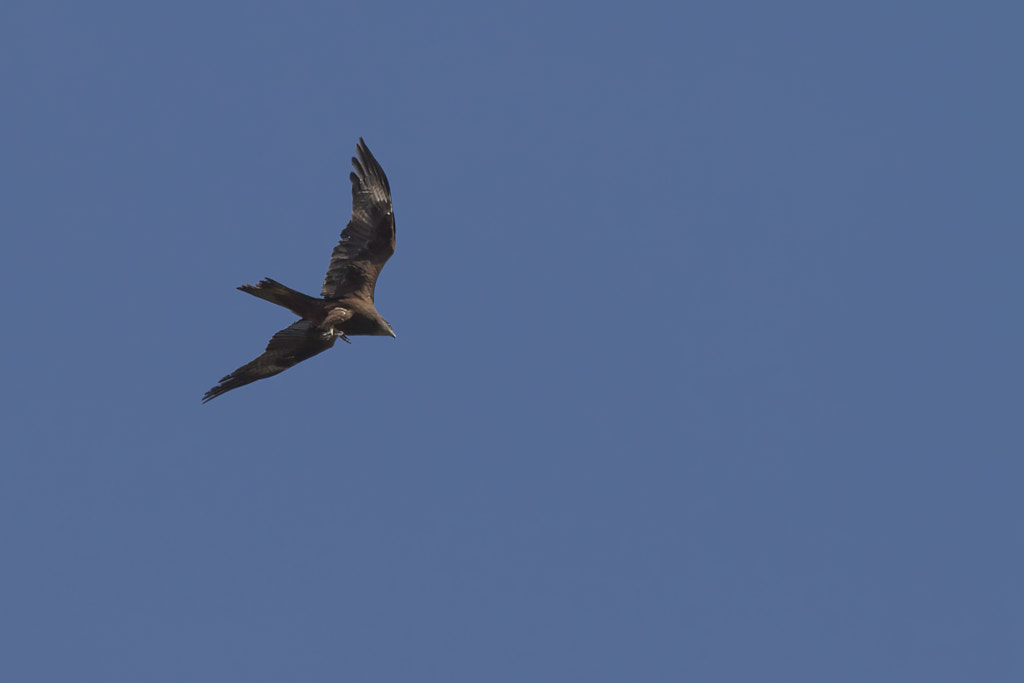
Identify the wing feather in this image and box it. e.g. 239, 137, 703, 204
321, 138, 396, 300
202, 321, 335, 403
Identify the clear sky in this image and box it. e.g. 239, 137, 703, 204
3, 1, 1022, 681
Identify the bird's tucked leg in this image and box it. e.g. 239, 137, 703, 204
323, 327, 351, 343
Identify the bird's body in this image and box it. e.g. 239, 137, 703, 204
203, 138, 396, 403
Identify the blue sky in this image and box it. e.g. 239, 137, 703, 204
3, 1, 1022, 681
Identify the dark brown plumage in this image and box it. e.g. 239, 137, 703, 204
203, 138, 397, 403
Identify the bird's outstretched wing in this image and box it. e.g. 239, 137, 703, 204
202, 321, 336, 403
321, 138, 396, 301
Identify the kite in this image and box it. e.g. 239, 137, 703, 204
203, 138, 396, 403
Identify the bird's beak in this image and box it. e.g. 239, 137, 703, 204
389, 330, 397, 339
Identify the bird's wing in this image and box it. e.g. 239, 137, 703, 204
321, 138, 396, 301
202, 321, 335, 403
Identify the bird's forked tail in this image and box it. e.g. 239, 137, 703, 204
237, 278, 323, 319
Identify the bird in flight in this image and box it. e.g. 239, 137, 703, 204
203, 138, 397, 403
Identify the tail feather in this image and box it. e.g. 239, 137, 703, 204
237, 278, 323, 319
